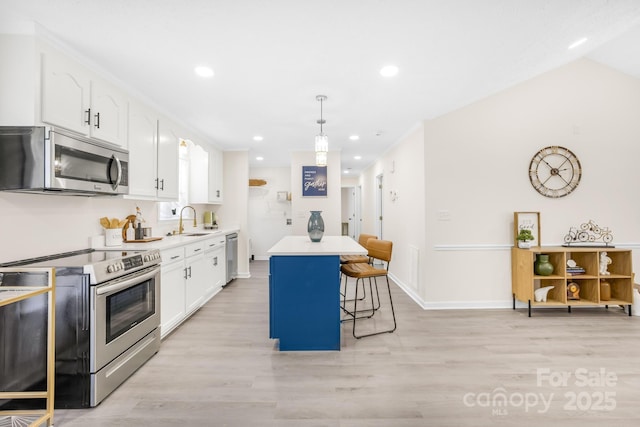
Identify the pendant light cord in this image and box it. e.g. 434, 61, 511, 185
319, 97, 324, 134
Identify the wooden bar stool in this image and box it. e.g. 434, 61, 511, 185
340, 234, 378, 305
340, 239, 397, 338
340, 233, 377, 265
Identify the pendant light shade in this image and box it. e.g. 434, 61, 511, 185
315, 150, 327, 167
315, 95, 328, 166
315, 134, 328, 153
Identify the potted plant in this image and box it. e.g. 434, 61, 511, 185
517, 227, 534, 248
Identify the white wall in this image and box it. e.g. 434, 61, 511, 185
422, 59, 640, 308
248, 167, 292, 260
217, 151, 250, 277
360, 125, 426, 302
357, 59, 640, 309
340, 188, 351, 236
290, 151, 342, 237
0, 193, 158, 262
0, 34, 37, 125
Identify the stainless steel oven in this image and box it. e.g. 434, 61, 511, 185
92, 265, 159, 372
90, 263, 160, 405
0, 248, 161, 408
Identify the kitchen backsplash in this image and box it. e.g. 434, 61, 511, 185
0, 192, 220, 263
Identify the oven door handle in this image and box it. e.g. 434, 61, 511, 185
96, 266, 159, 296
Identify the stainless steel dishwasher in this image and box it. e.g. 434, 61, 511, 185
225, 233, 238, 284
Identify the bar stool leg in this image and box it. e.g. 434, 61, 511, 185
353, 275, 397, 339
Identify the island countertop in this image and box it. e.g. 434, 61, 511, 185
267, 235, 366, 256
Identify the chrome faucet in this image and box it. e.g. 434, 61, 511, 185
178, 205, 197, 234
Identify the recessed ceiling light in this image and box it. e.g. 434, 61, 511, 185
253, 135, 264, 141
349, 135, 360, 141
354, 156, 362, 160
568, 37, 588, 50
343, 170, 350, 174
256, 156, 264, 161
380, 65, 399, 77
194, 66, 214, 77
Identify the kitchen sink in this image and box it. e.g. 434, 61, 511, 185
185, 233, 209, 236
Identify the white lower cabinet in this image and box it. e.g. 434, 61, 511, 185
204, 237, 226, 300
160, 246, 186, 337
184, 241, 207, 315
160, 236, 224, 338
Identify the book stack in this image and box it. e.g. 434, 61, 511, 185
567, 265, 586, 275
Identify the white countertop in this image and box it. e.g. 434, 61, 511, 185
267, 235, 366, 256
94, 227, 239, 252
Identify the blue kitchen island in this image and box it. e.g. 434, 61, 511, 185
268, 235, 367, 351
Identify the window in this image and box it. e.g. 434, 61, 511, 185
158, 140, 192, 220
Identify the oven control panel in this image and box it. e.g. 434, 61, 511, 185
87, 249, 162, 284
122, 255, 143, 271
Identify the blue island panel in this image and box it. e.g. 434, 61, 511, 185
269, 255, 340, 351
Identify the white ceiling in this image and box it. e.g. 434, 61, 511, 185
2, 0, 640, 176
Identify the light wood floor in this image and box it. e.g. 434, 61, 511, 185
54, 261, 640, 426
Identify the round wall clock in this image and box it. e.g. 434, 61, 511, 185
528, 146, 581, 198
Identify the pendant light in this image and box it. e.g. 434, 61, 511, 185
315, 95, 328, 166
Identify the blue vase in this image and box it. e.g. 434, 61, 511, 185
307, 211, 325, 242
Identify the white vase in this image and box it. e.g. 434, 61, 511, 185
105, 228, 122, 246
518, 241, 532, 248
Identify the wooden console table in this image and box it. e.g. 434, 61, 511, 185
512, 247, 633, 317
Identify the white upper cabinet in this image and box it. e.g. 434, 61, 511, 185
189, 143, 224, 204
156, 117, 180, 201
89, 80, 127, 146
189, 143, 209, 203
209, 147, 224, 204
40, 51, 90, 135
41, 48, 127, 147
1, 34, 201, 200
127, 101, 158, 199
127, 103, 180, 201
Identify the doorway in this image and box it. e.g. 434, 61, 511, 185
376, 174, 383, 239
341, 186, 361, 239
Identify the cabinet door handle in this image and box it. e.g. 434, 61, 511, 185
193, 248, 201, 252
160, 179, 165, 190
183, 267, 188, 279
213, 257, 218, 266
170, 255, 180, 260
216, 190, 220, 197
188, 266, 192, 278
94, 111, 100, 128
155, 178, 159, 190
85, 108, 91, 125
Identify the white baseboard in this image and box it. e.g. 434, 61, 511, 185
389, 272, 512, 310
388, 272, 427, 309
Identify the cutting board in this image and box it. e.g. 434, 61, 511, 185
124, 237, 163, 243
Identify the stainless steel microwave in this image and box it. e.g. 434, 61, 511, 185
0, 127, 129, 196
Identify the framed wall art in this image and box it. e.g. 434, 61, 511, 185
302, 166, 327, 197
514, 211, 541, 247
